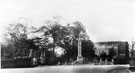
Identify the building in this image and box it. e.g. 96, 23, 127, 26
94, 41, 130, 64
95, 41, 129, 57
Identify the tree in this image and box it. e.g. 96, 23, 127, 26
3, 23, 31, 58
100, 51, 108, 61
36, 19, 95, 63
37, 19, 69, 61
82, 40, 95, 59
108, 47, 116, 61
1, 43, 15, 59
59, 21, 95, 62
131, 41, 135, 57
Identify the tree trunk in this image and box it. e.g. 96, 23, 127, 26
52, 47, 55, 61
29, 49, 33, 58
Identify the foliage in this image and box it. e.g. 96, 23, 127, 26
2, 23, 33, 58
108, 47, 116, 60
100, 51, 108, 61
1, 44, 15, 58
36, 20, 95, 62
62, 40, 95, 61
2, 18, 95, 64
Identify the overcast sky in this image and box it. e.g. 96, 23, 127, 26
0, 0, 135, 43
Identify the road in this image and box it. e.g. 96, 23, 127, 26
0, 65, 132, 73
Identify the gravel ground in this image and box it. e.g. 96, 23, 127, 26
0, 65, 132, 73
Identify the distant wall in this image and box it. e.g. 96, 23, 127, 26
1, 58, 32, 68
114, 57, 130, 64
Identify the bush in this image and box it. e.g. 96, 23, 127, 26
114, 57, 129, 64
1, 58, 32, 68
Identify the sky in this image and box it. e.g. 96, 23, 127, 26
0, 0, 135, 43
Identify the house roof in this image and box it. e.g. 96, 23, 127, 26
95, 41, 127, 45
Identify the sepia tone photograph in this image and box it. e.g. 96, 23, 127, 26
0, 0, 135, 73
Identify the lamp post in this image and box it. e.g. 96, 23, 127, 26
77, 32, 83, 62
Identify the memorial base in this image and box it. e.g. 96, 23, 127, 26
77, 56, 83, 63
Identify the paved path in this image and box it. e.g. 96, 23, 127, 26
0, 65, 132, 73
